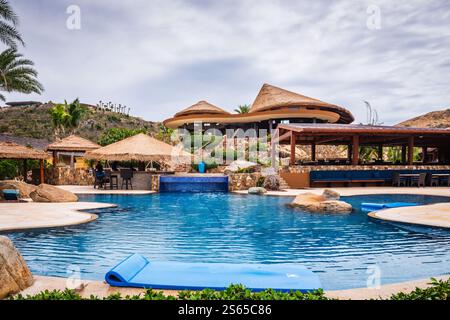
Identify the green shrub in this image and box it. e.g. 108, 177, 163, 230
390, 278, 450, 300
8, 279, 450, 300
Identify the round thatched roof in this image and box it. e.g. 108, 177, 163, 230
46, 135, 100, 152
175, 100, 230, 117
249, 83, 354, 123
84, 133, 191, 162
0, 141, 50, 160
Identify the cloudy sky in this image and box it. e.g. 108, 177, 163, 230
5, 0, 450, 124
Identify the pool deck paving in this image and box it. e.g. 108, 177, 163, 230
58, 185, 155, 195
369, 203, 450, 229
17, 274, 449, 300
0, 202, 116, 232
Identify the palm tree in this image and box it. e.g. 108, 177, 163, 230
0, 48, 43, 101
49, 99, 87, 138
234, 104, 250, 114
0, 0, 24, 48
49, 103, 69, 138
65, 98, 86, 131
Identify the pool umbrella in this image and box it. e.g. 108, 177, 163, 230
84, 133, 191, 165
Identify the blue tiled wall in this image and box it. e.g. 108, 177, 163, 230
159, 176, 229, 193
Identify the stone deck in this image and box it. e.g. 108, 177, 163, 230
0, 202, 115, 232
369, 203, 450, 229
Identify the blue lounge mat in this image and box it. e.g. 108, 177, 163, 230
105, 253, 321, 292
361, 202, 417, 212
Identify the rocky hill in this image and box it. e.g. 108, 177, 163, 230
397, 109, 450, 128
0, 102, 159, 143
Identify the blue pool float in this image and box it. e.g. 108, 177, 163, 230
361, 202, 418, 212
105, 253, 321, 292
1, 189, 19, 200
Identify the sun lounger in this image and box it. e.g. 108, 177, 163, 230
105, 253, 321, 292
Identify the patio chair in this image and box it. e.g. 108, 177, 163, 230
428, 173, 440, 187
410, 173, 426, 187
120, 169, 133, 190
442, 174, 450, 187
392, 173, 407, 187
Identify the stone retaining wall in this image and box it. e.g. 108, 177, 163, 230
46, 167, 94, 185
227, 173, 262, 191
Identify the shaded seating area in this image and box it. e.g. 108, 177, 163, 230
310, 169, 450, 187
0, 141, 50, 184
85, 133, 191, 190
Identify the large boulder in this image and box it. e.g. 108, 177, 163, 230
248, 187, 267, 195
289, 190, 352, 214
0, 180, 37, 199
0, 236, 34, 298
30, 184, 78, 202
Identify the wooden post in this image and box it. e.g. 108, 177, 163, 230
347, 144, 352, 162
22, 159, 27, 182
377, 144, 383, 161
290, 132, 296, 166
407, 136, 414, 165
401, 145, 407, 164
311, 143, 316, 162
70, 153, 75, 170
422, 147, 428, 164
352, 135, 359, 165
40, 160, 45, 184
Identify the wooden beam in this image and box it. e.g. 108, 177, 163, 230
352, 135, 359, 165
311, 143, 316, 162
408, 136, 414, 165
23, 159, 27, 182
290, 132, 296, 165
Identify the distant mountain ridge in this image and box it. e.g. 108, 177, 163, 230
0, 102, 159, 144
397, 109, 450, 129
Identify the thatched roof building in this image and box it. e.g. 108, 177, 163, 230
163, 83, 354, 130
46, 135, 100, 152
0, 141, 49, 160
175, 101, 230, 117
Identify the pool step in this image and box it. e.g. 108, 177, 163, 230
278, 176, 290, 190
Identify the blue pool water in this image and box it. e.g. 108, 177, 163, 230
4, 193, 450, 290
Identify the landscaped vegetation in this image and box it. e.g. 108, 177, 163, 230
9, 278, 450, 300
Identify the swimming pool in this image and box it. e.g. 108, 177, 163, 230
5, 193, 450, 290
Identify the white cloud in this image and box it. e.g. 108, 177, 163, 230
5, 0, 450, 124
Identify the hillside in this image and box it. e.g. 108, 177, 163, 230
397, 109, 450, 128
0, 102, 159, 143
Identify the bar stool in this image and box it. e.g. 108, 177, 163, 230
110, 173, 118, 189
120, 169, 133, 190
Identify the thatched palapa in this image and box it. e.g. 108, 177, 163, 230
46, 135, 100, 152
249, 84, 354, 123
174, 100, 230, 117
84, 133, 191, 162
0, 141, 49, 160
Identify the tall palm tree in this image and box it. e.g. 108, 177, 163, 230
234, 104, 250, 114
0, 0, 24, 48
49, 103, 69, 138
0, 48, 43, 101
